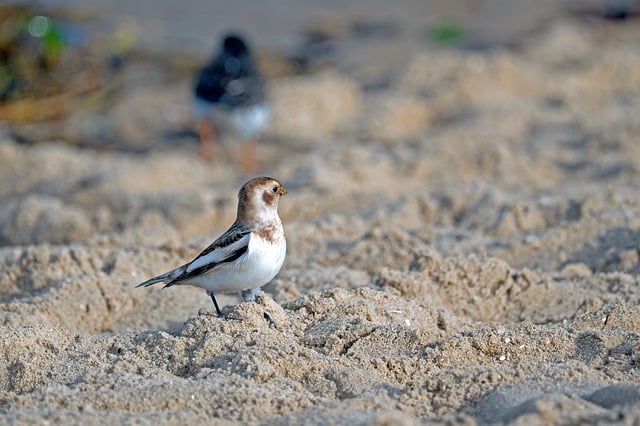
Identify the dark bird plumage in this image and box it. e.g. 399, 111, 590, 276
194, 34, 265, 109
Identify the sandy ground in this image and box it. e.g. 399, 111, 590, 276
2, 3, 640, 425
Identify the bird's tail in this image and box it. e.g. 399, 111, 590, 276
135, 265, 186, 289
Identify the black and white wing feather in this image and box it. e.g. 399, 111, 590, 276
136, 223, 253, 289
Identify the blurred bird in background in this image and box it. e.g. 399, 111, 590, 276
192, 33, 269, 170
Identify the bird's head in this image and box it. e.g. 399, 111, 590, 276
222, 34, 250, 57
237, 176, 286, 225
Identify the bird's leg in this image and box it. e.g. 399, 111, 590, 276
206, 290, 222, 316
241, 288, 264, 302
240, 140, 257, 172
197, 119, 216, 160
241, 288, 276, 327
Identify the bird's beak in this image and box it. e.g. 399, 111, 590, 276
279, 187, 287, 196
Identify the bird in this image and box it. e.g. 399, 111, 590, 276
192, 33, 269, 169
136, 176, 287, 316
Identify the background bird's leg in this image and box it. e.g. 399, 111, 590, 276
197, 119, 216, 160
240, 139, 257, 172
206, 290, 222, 316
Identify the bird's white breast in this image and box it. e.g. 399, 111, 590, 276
189, 227, 285, 294
245, 229, 286, 284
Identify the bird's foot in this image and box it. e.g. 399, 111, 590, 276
198, 140, 217, 161
254, 293, 280, 329
263, 311, 278, 329
241, 288, 265, 302
238, 289, 279, 328
221, 290, 284, 328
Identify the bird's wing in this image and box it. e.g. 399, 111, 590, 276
166, 223, 253, 285
194, 62, 226, 102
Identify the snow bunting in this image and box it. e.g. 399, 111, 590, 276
136, 176, 286, 316
192, 33, 269, 167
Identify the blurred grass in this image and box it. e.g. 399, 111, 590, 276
0, 4, 126, 124
426, 22, 466, 45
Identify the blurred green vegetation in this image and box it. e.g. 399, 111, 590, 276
0, 4, 135, 124
426, 22, 466, 45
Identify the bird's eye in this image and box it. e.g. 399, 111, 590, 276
272, 186, 279, 193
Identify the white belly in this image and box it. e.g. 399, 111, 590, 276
229, 103, 270, 137
192, 101, 270, 138
187, 235, 286, 294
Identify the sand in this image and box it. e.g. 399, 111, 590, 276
1, 4, 640, 425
